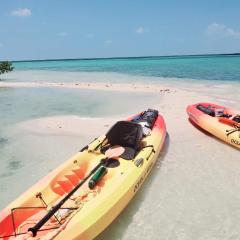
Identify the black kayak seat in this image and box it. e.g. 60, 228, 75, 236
105, 121, 143, 160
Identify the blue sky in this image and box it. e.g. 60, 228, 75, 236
1, 0, 240, 60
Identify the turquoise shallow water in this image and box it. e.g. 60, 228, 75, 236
0, 86, 160, 208
1, 56, 240, 239
0, 87, 158, 126
13, 55, 240, 82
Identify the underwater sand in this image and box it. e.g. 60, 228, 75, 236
0, 71, 240, 240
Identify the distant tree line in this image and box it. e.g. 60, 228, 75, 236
0, 61, 14, 75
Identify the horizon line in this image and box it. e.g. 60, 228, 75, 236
7, 52, 240, 63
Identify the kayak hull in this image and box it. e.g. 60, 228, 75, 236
187, 102, 240, 149
0, 113, 166, 240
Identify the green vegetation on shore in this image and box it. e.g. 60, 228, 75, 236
0, 61, 14, 76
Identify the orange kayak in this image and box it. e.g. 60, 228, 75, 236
0, 109, 166, 240
186, 102, 240, 149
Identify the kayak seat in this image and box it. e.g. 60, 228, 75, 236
104, 121, 143, 160
120, 147, 136, 160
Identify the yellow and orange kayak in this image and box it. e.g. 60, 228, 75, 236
187, 102, 240, 149
0, 110, 166, 240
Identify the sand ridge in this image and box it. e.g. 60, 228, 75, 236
0, 81, 173, 93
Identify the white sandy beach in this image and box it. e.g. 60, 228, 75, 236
0, 81, 172, 93
0, 71, 240, 240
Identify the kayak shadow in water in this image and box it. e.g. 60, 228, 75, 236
96, 133, 170, 240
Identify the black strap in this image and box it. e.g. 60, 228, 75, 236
142, 145, 156, 152
140, 145, 156, 160
93, 137, 107, 152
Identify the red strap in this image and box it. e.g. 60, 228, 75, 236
219, 117, 240, 127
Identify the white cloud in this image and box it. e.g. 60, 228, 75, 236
104, 40, 112, 45
58, 32, 68, 37
0, 43, 3, 48
205, 23, 240, 39
136, 26, 145, 34
11, 8, 32, 17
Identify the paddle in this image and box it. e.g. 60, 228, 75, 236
27, 146, 124, 237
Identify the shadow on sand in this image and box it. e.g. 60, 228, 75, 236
96, 133, 170, 240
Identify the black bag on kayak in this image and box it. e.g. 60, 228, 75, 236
232, 115, 240, 123
196, 105, 215, 117
132, 108, 159, 129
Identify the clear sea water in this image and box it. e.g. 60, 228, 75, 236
1, 55, 240, 239
0, 86, 160, 209
13, 55, 240, 82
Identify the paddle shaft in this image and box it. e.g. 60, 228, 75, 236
28, 160, 104, 237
